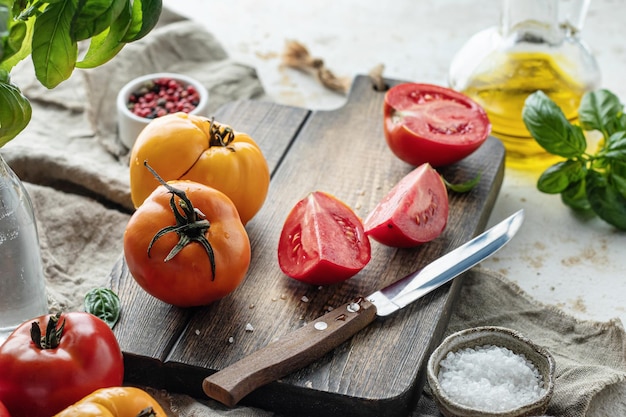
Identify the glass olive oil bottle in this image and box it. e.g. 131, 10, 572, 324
449, 0, 600, 171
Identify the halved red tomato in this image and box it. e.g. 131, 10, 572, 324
384, 83, 491, 167
0, 400, 10, 417
277, 191, 371, 285
364, 163, 448, 247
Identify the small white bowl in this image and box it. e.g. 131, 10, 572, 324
427, 326, 555, 417
116, 72, 209, 149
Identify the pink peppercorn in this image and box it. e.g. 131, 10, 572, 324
127, 77, 201, 119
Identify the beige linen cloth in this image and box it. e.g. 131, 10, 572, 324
1, 9, 624, 417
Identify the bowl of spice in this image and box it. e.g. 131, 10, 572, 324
116, 72, 209, 149
427, 326, 555, 417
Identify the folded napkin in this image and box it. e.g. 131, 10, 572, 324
2, 8, 624, 417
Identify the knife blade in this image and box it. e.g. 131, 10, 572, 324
203, 209, 524, 407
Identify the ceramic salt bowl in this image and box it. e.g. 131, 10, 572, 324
116, 72, 209, 149
427, 326, 555, 417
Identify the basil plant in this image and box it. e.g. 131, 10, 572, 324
0, 0, 162, 147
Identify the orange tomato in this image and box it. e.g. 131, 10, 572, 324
53, 387, 166, 417
129, 113, 270, 225
124, 177, 251, 307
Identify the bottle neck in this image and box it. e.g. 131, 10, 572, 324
500, 0, 563, 44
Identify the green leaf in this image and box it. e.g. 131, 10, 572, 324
579, 89, 624, 137
71, 0, 127, 41
442, 171, 481, 193
522, 91, 586, 158
0, 76, 32, 146
561, 178, 591, 211
31, 0, 78, 88
121, 0, 161, 42
1, 4, 36, 72
537, 160, 585, 194
84, 288, 121, 328
611, 171, 626, 198
76, 0, 131, 69
586, 169, 626, 230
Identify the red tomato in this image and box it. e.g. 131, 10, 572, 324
278, 191, 371, 285
0, 401, 10, 417
383, 83, 491, 167
364, 163, 448, 247
0, 312, 124, 417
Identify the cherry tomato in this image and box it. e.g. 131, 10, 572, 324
124, 175, 251, 307
278, 191, 371, 285
0, 312, 124, 417
364, 163, 448, 247
383, 83, 491, 167
130, 113, 270, 225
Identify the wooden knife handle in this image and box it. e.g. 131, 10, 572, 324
202, 297, 377, 407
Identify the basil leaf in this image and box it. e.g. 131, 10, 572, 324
537, 160, 584, 194
0, 75, 32, 145
561, 178, 591, 211
586, 169, 626, 230
122, 0, 161, 42
579, 89, 624, 137
31, 1, 78, 88
76, 0, 131, 69
522, 91, 586, 158
442, 172, 481, 193
1, 5, 35, 72
611, 171, 626, 198
71, 0, 127, 41
84, 288, 121, 328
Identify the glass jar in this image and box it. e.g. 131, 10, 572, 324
449, 0, 601, 171
0, 153, 48, 344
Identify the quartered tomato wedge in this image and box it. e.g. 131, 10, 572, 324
277, 191, 371, 285
364, 163, 448, 248
384, 83, 491, 167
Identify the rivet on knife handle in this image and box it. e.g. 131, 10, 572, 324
202, 297, 377, 407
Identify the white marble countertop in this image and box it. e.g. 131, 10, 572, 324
164, 0, 626, 326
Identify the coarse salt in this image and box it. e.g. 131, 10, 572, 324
437, 344, 546, 412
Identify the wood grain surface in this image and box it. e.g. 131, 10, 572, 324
109, 75, 505, 417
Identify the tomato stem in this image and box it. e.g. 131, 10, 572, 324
207, 118, 236, 152
30, 312, 65, 349
136, 407, 157, 417
143, 161, 217, 280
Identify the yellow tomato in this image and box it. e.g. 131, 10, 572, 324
53, 387, 166, 417
129, 113, 270, 225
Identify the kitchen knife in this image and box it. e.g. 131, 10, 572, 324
203, 209, 524, 407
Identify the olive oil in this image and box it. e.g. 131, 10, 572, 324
461, 51, 586, 171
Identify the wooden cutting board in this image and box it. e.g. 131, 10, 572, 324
109, 75, 505, 417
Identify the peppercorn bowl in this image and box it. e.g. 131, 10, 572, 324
427, 326, 555, 417
116, 72, 209, 149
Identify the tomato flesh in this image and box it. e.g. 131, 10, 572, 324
384, 83, 491, 167
278, 191, 371, 285
364, 163, 448, 247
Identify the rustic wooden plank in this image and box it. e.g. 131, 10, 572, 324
143, 76, 506, 416
110, 102, 310, 373
113, 76, 504, 416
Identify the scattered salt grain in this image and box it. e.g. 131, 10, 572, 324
245, 323, 254, 332
228, 336, 234, 344
301, 295, 310, 303
437, 344, 546, 412
194, 329, 200, 336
